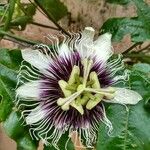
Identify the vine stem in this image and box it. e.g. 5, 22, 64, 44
122, 42, 143, 54
34, 0, 71, 37
123, 52, 150, 58
138, 43, 150, 52
3, 37, 29, 47
0, 30, 38, 46
30, 21, 58, 30
1, 21, 59, 31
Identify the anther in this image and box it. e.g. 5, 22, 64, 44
61, 103, 70, 111
70, 101, 84, 115
57, 98, 68, 106
58, 80, 72, 97
90, 71, 101, 89
86, 94, 103, 110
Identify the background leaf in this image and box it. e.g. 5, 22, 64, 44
96, 63, 150, 150
0, 5, 7, 23
0, 49, 38, 150
11, 2, 36, 30
132, 63, 150, 74
0, 49, 22, 121
3, 0, 16, 31
97, 101, 150, 150
34, 0, 68, 21
100, 0, 150, 42
3, 111, 38, 150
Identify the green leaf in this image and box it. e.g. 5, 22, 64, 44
0, 49, 38, 150
4, 0, 16, 31
22, 3, 36, 16
97, 101, 150, 150
3, 111, 38, 150
132, 0, 150, 40
0, 5, 7, 22
130, 67, 150, 100
101, 0, 150, 42
0, 49, 22, 121
34, 0, 68, 21
11, 3, 36, 30
100, 17, 150, 42
11, 16, 32, 30
96, 64, 150, 150
133, 63, 150, 74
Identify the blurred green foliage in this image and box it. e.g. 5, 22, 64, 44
101, 0, 150, 42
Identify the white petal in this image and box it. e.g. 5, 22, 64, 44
59, 43, 70, 57
104, 88, 142, 105
26, 105, 46, 124
22, 48, 50, 70
77, 27, 95, 58
16, 81, 40, 98
93, 33, 113, 62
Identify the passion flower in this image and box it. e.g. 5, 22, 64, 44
15, 27, 142, 149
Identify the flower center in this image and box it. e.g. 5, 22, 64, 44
57, 59, 116, 115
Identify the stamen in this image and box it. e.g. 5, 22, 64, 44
104, 93, 116, 100
86, 94, 103, 110
61, 103, 70, 111
65, 84, 77, 92
85, 87, 116, 93
57, 98, 68, 106
85, 88, 115, 99
57, 90, 83, 110
89, 71, 100, 88
58, 80, 72, 97
70, 101, 84, 115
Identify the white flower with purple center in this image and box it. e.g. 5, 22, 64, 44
15, 27, 142, 149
